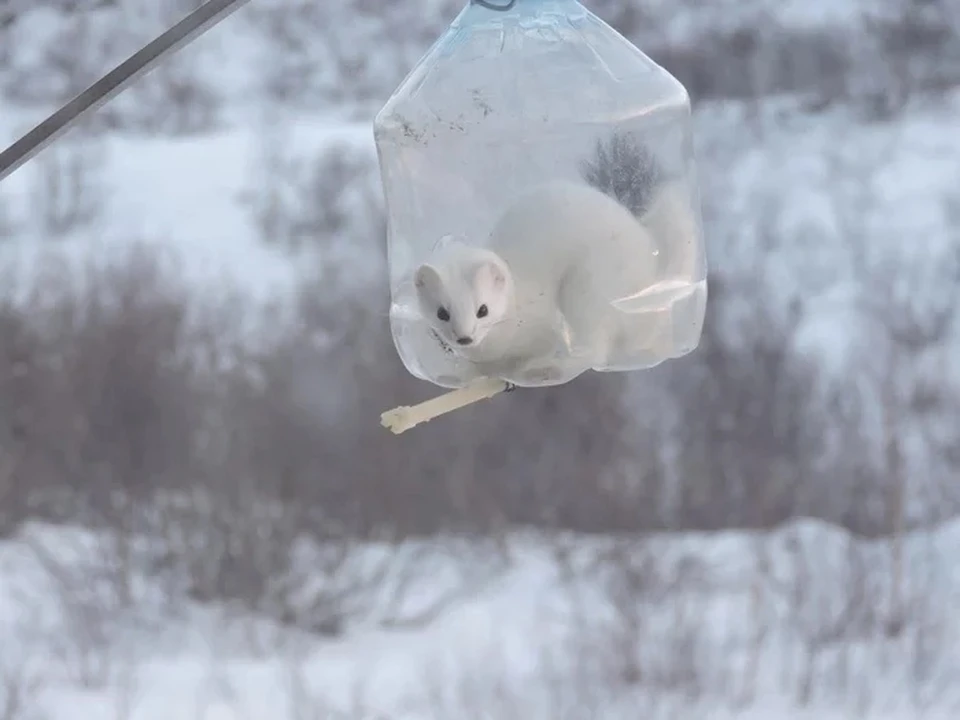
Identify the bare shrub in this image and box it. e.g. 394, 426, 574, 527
0, 191, 16, 240
2, 1, 221, 133
26, 244, 200, 525
583, 539, 663, 689
413, 634, 716, 720
280, 649, 382, 720
820, 146, 960, 633
1, 1, 120, 106
245, 0, 333, 108
244, 132, 384, 269
144, 456, 510, 647
597, 539, 710, 699
768, 524, 881, 706
96, 0, 221, 133
0, 248, 209, 682
417, 653, 598, 720
146, 485, 364, 641
858, 0, 960, 118
105, 53, 222, 135
649, 26, 855, 106
0, 602, 49, 719
0, 655, 46, 720
664, 272, 821, 532
737, 520, 960, 712
246, 0, 455, 109
16, 519, 173, 699
549, 518, 960, 714
19, 523, 139, 690
30, 131, 105, 239
0, 295, 45, 537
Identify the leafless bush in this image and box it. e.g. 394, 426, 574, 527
2, 0, 221, 132
142, 477, 511, 649
30, 131, 105, 239
817, 145, 960, 630
662, 272, 822, 532
416, 652, 604, 720
105, 53, 222, 135
546, 518, 959, 714
280, 650, 382, 720
247, 0, 455, 109
647, 6, 958, 111
413, 632, 727, 720
857, 0, 960, 119
149, 487, 365, 638
764, 524, 882, 706
0, 248, 213, 681
1, 1, 120, 106
4, 0, 956, 117
22, 536, 115, 689
545, 532, 722, 710
0, 655, 46, 720
578, 539, 660, 689
737, 520, 959, 711
239, 0, 958, 111
0, 604, 49, 719
0, 233, 509, 635
24, 245, 200, 524
96, 0, 221, 133
0, 191, 16, 240
244, 132, 384, 265
0, 293, 45, 537
245, 0, 333, 108
649, 26, 855, 107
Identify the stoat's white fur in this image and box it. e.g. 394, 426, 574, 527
414, 180, 693, 385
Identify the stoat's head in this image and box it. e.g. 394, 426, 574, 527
414, 241, 512, 350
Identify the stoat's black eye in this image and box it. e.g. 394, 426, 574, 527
476, 304, 488, 319
437, 307, 450, 322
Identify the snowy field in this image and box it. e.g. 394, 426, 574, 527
1, 517, 959, 720
0, 522, 960, 720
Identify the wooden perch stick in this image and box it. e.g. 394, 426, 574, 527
380, 377, 511, 434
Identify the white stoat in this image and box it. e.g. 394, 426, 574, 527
413, 181, 690, 384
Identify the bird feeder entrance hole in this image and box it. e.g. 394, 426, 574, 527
374, 0, 707, 411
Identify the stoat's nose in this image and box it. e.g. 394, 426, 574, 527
456, 336, 473, 346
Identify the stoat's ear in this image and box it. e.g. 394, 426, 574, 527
474, 258, 507, 292
414, 264, 443, 293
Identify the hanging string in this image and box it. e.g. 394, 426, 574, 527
0, 0, 252, 182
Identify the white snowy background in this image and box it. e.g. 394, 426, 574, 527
0, 0, 959, 718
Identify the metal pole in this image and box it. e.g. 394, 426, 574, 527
0, 0, 254, 183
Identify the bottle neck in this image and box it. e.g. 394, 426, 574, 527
470, 0, 518, 10
469, 0, 582, 10
460, 0, 586, 28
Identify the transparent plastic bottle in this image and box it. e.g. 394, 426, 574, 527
374, 0, 707, 389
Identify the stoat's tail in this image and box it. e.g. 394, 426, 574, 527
640, 180, 705, 281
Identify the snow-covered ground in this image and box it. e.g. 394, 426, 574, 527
1, 518, 958, 719
0, 108, 373, 303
